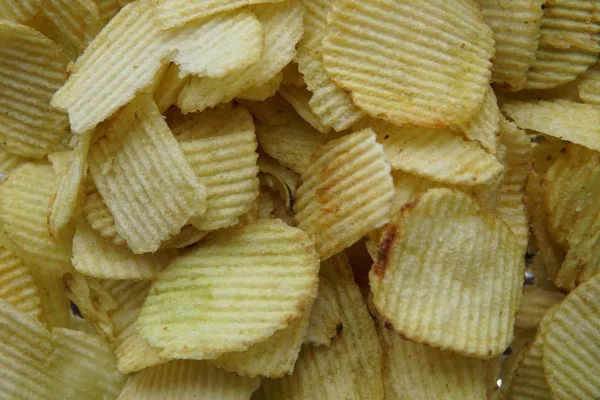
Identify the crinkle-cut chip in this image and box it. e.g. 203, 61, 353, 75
0, 244, 41, 318
212, 308, 312, 378
577, 62, 600, 105
539, 0, 600, 53
72, 221, 163, 280
294, 128, 394, 260
256, 116, 329, 174
0, 20, 69, 158
52, 1, 263, 134
516, 287, 564, 331
0, 0, 43, 22
160, 225, 208, 249
0, 147, 25, 177
502, 100, 600, 152
177, 1, 304, 114
355, 118, 504, 186
379, 326, 490, 399
64, 273, 116, 341
32, 273, 70, 329
0, 298, 52, 400
155, 0, 285, 29
281, 62, 305, 88
117, 360, 261, 400
101, 280, 167, 373
138, 219, 320, 360
543, 273, 600, 400
477, 0, 544, 91
83, 179, 125, 246
88, 96, 206, 254
532, 134, 567, 177
238, 94, 297, 126
322, 0, 494, 127
238, 72, 283, 101
451, 87, 500, 153
278, 84, 331, 133
370, 188, 525, 358
93, 0, 122, 22
154, 64, 189, 114
261, 253, 384, 400
170, 105, 259, 231
304, 272, 342, 346
45, 328, 127, 400
294, 0, 364, 132
0, 163, 72, 276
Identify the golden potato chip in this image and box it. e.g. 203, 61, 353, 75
294, 128, 394, 260
539, 0, 600, 53
370, 188, 524, 358
177, 1, 304, 113
238, 72, 283, 101
0, 20, 69, 158
0, 163, 72, 276
160, 225, 208, 249
154, 64, 189, 113
543, 273, 600, 399
304, 273, 342, 346
294, 0, 364, 131
0, 244, 41, 319
355, 118, 504, 186
93, 0, 121, 22
515, 287, 564, 331
238, 94, 296, 126
0, 0, 43, 22
32, 272, 70, 329
281, 61, 305, 88
83, 178, 125, 246
88, 95, 206, 254
477, 0, 544, 91
577, 61, 600, 105
52, 0, 263, 133
451, 87, 500, 153
322, 0, 494, 127
117, 359, 261, 400
138, 219, 319, 359
277, 84, 331, 133
0, 147, 25, 177
502, 99, 600, 152
261, 253, 384, 399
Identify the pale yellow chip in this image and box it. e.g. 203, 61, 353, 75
560, 208, 600, 289
277, 84, 331, 133
543, 273, 600, 399
477, 0, 544, 91
355, 118, 504, 186
52, 0, 263, 133
539, 0, 600, 53
294, 128, 394, 260
0, 244, 41, 319
238, 94, 297, 126
577, 61, 600, 105
82, 178, 126, 246
117, 359, 261, 400
515, 287, 564, 331
281, 61, 305, 88
322, 0, 494, 127
237, 72, 283, 101
138, 219, 319, 359
294, 0, 364, 131
0, 163, 72, 276
261, 253, 384, 399
370, 188, 524, 358
0, 0, 43, 22
0, 20, 69, 158
502, 99, 600, 152
0, 147, 25, 177
304, 273, 342, 346
177, 1, 304, 113
160, 225, 208, 249
170, 104, 260, 231
154, 64, 190, 114
88, 95, 206, 254
451, 86, 500, 153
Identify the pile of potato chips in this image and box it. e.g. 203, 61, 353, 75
0, 0, 599, 398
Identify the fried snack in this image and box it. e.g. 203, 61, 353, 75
577, 62, 600, 105
322, 0, 494, 127
543, 273, 600, 399
0, 20, 69, 158
294, 128, 394, 260
154, 64, 189, 113
281, 62, 305, 88
370, 188, 524, 358
138, 219, 319, 359
304, 274, 342, 346
0, 244, 41, 318
0, 147, 25, 177
160, 225, 208, 249
515, 287, 564, 331
451, 87, 500, 153
237, 72, 283, 101
177, 1, 304, 113
88, 95, 206, 254
278, 84, 331, 133
82, 179, 125, 246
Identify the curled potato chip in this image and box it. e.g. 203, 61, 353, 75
370, 188, 524, 358
451, 87, 500, 153
278, 84, 331, 133
0, 244, 41, 319
515, 287, 564, 331
304, 273, 342, 346
294, 128, 394, 260
237, 72, 283, 101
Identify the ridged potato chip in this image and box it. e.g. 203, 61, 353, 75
154, 64, 189, 113
278, 84, 331, 133
370, 188, 524, 358
0, 0, 43, 22
539, 0, 600, 52
0, 147, 25, 177
88, 95, 206, 254
294, 128, 394, 260
238, 72, 283, 101
304, 273, 342, 346
0, 244, 41, 318
117, 359, 261, 400
451, 87, 500, 153
577, 61, 600, 105
515, 287, 564, 331
82, 178, 125, 246
543, 273, 600, 400
322, 0, 494, 127
0, 20, 69, 158
138, 219, 319, 359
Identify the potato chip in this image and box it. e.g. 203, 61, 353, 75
281, 62, 305, 88
0, 244, 41, 318
83, 179, 126, 246
93, 0, 122, 22
277, 84, 331, 133
543, 273, 600, 399
171, 104, 260, 231
559, 211, 600, 289
477, 0, 544, 91
355, 118, 504, 186
502, 99, 600, 152
261, 253, 384, 399
238, 72, 283, 101
117, 359, 261, 400
88, 95, 206, 254
515, 287, 564, 331
52, 0, 263, 133
539, 0, 600, 53
370, 188, 524, 358
0, 20, 69, 158
177, 1, 304, 113
154, 64, 189, 114
0, 163, 72, 276
304, 273, 342, 346
0, 0, 44, 22
238, 94, 297, 126
32, 272, 71, 329
451, 87, 500, 153
322, 0, 494, 127
577, 61, 600, 105
138, 219, 319, 359
0, 147, 25, 177
160, 225, 208, 249
294, 128, 394, 260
